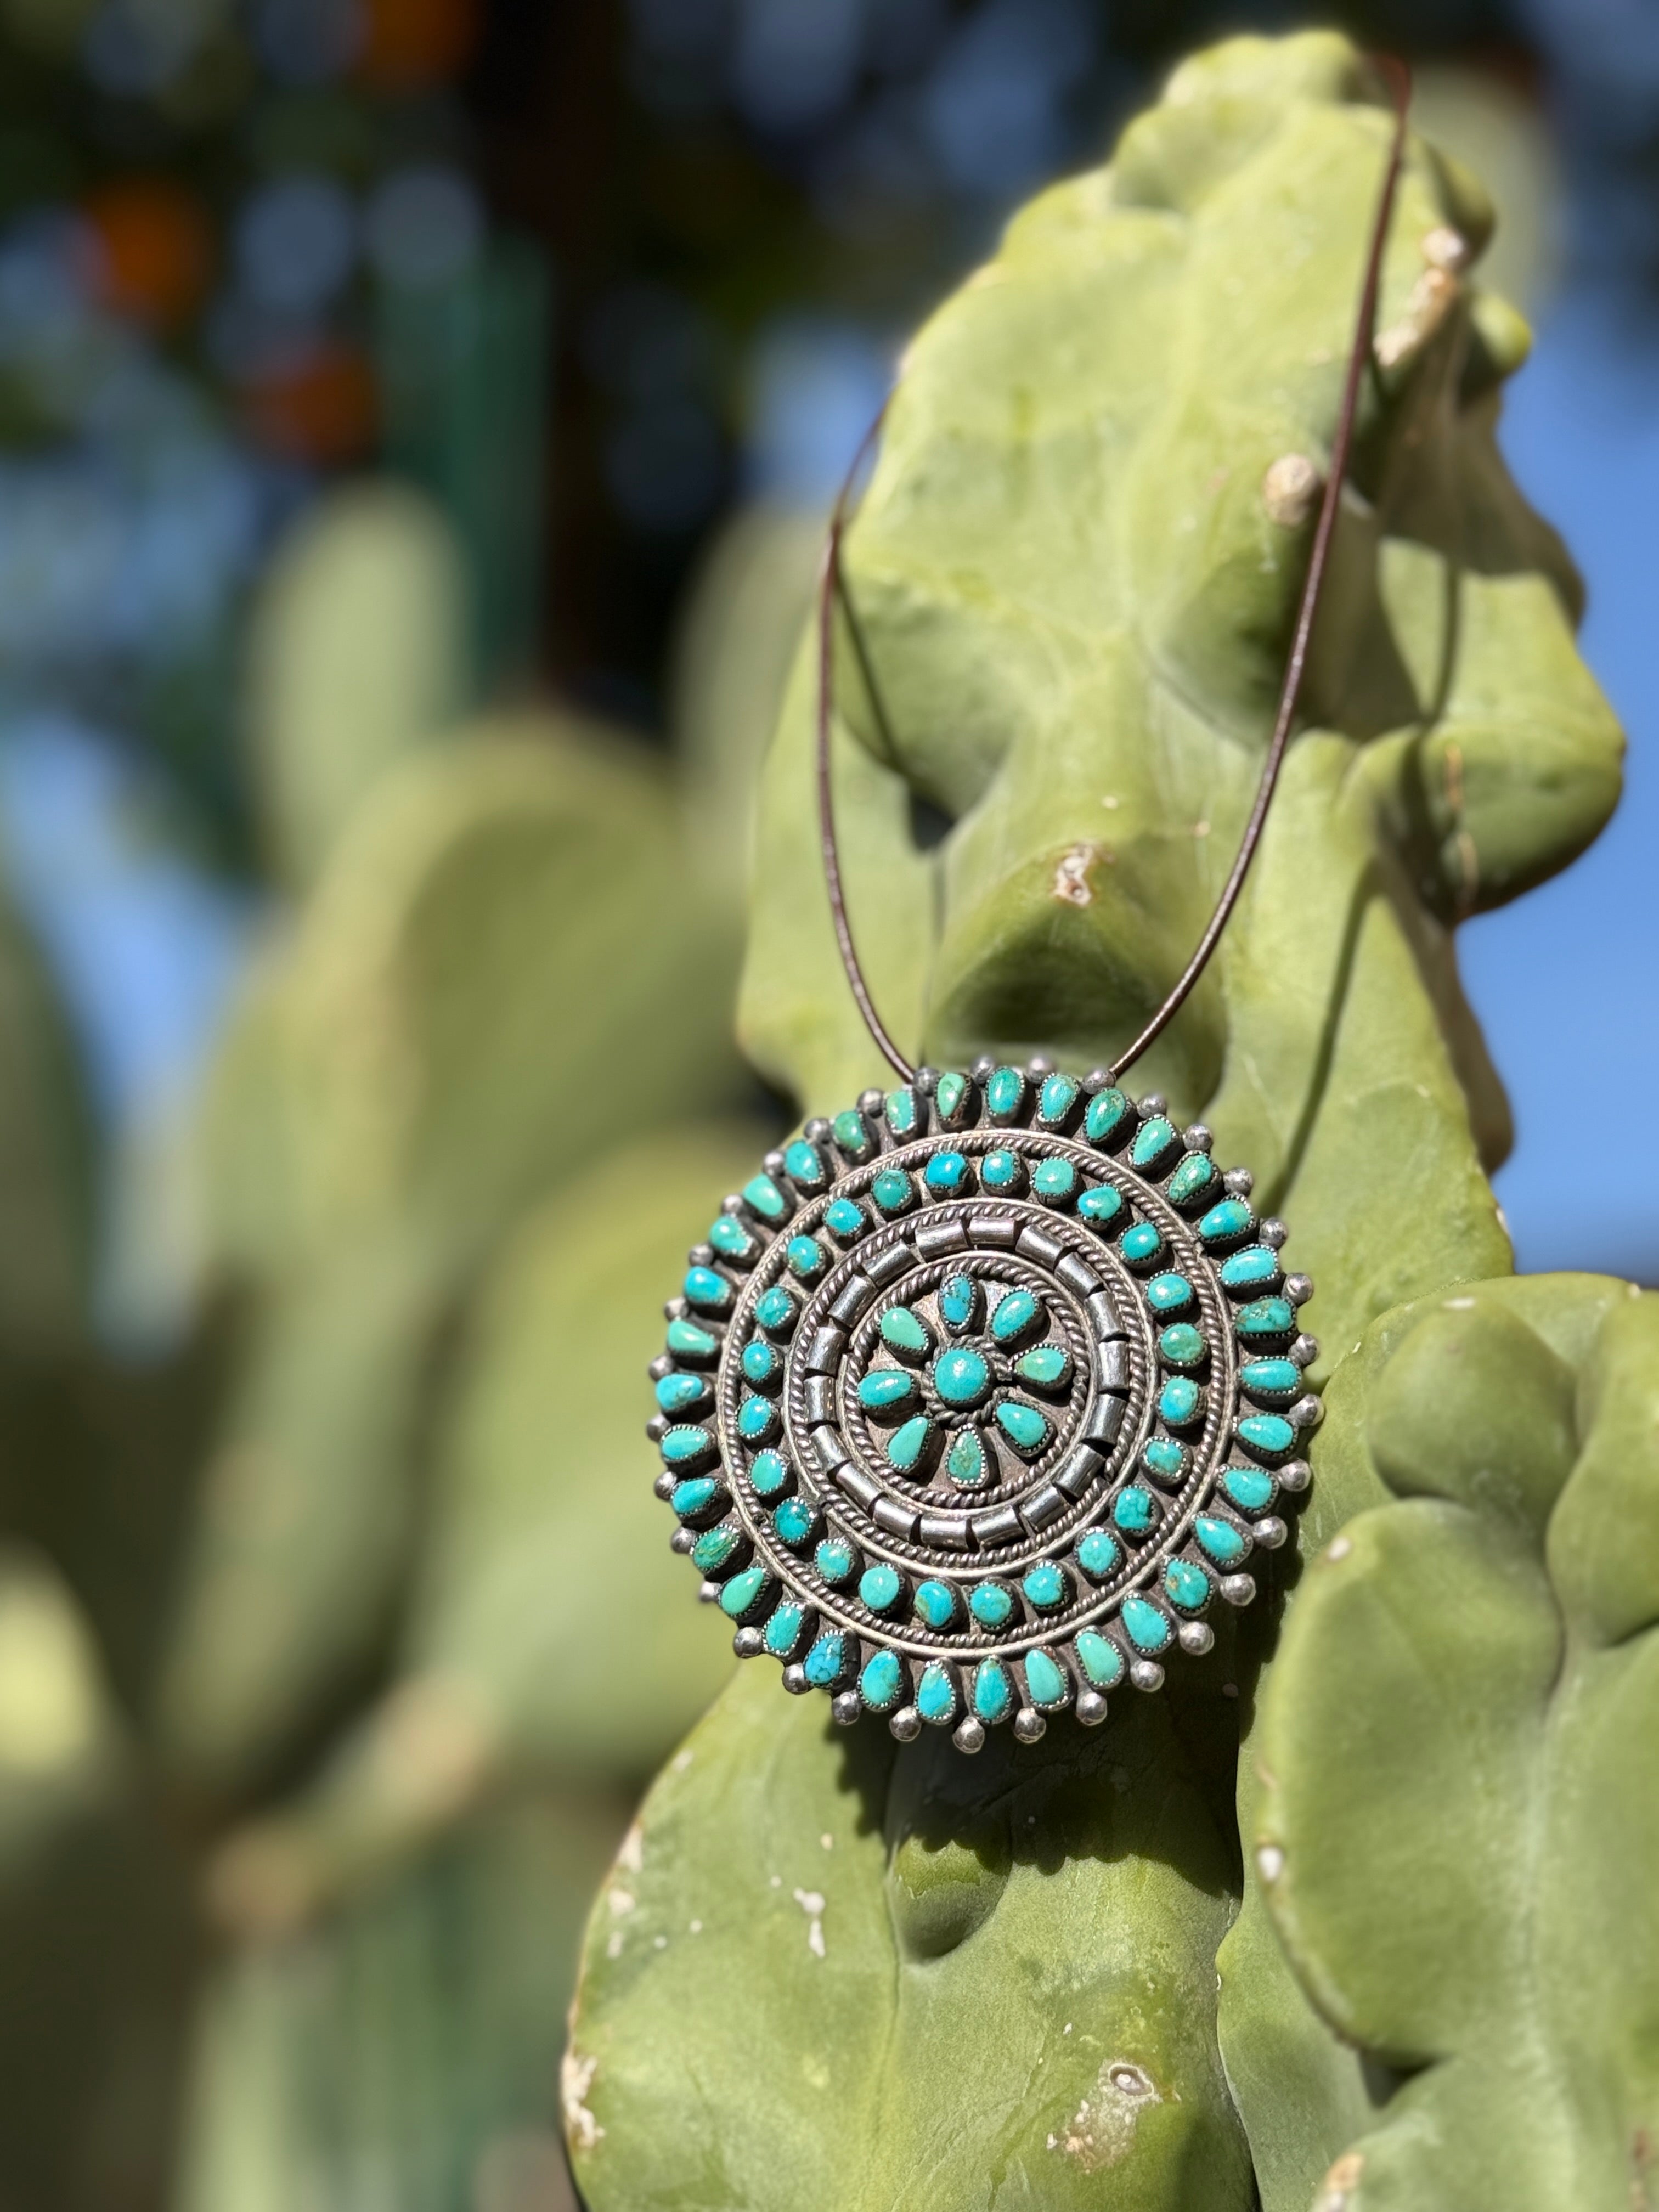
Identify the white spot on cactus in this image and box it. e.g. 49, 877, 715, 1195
606, 1888, 635, 1918
1052, 844, 1097, 906
1100, 793, 1119, 809
606, 1929, 623, 1960
820, 1832, 834, 1851
1052, 2058, 1166, 2170
793, 1887, 828, 1957
1443, 1296, 1476, 1310
617, 1824, 644, 1874
1315, 2151, 1364, 2210
1327, 1536, 1352, 1562
689, 1918, 703, 1934
1262, 453, 1322, 528
653, 1934, 668, 1949
1256, 1844, 1285, 1884
1421, 225, 1469, 273
671, 1746, 694, 1773
1375, 267, 1459, 369
561, 2051, 604, 2152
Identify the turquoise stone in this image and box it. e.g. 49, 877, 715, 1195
989, 1289, 1041, 1344
1130, 1115, 1180, 1172
803, 1632, 848, 1687
1119, 1222, 1164, 1269
670, 1476, 723, 1521
785, 1139, 827, 1188
859, 1368, 917, 1414
1037, 1073, 1080, 1126
887, 1415, 935, 1472
946, 1429, 989, 1487
1022, 1560, 1068, 1610
923, 1150, 969, 1194
916, 1662, 959, 1724
1078, 1183, 1125, 1228
1074, 1629, 1125, 1689
1158, 1376, 1204, 1428
980, 1149, 1023, 1191
940, 1273, 981, 1331
754, 1287, 798, 1335
884, 1086, 920, 1137
996, 1399, 1051, 1454
1222, 1465, 1275, 1513
1024, 1648, 1069, 1709
871, 1168, 915, 1215
969, 1582, 1014, 1629
1195, 1514, 1248, 1566
662, 1424, 715, 1465
933, 1347, 991, 1408
683, 1266, 731, 1312
786, 1234, 827, 1279
772, 1496, 818, 1548
1220, 1244, 1280, 1291
741, 1340, 781, 1387
1123, 1595, 1174, 1651
667, 1318, 719, 1361
655, 1372, 709, 1415
815, 1536, 857, 1584
750, 1450, 791, 1499
1239, 1413, 1295, 1459
985, 1065, 1025, 1119
691, 1525, 741, 1573
1166, 1151, 1218, 1207
743, 1174, 788, 1221
1032, 1156, 1078, 1204
1237, 1296, 1296, 1339
1146, 1272, 1194, 1315
934, 1070, 970, 1124
832, 1109, 873, 1160
1114, 1485, 1159, 1536
737, 1395, 779, 1443
1077, 1528, 1121, 1579
879, 1306, 933, 1358
973, 1660, 1013, 1724
913, 1578, 959, 1629
1084, 1087, 1131, 1146
1241, 1356, 1300, 1400
1016, 1344, 1071, 1391
709, 1216, 757, 1261
720, 1566, 771, 1620
860, 1650, 905, 1711
825, 1198, 866, 1240
1142, 1437, 1188, 1486
764, 1603, 806, 1658
1200, 1197, 1256, 1246
1159, 1322, 1207, 1370
1165, 1558, 1211, 1611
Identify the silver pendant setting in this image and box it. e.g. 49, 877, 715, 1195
648, 1063, 1318, 1751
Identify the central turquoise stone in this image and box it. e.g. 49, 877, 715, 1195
932, 1347, 991, 1408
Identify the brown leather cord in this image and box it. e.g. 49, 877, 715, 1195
816, 55, 1413, 1088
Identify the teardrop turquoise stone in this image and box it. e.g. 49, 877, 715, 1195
1122, 1595, 1173, 1651
913, 1578, 958, 1629
985, 1065, 1025, 1118
764, 1603, 806, 1658
1166, 1152, 1217, 1207
1085, 1088, 1131, 1146
1074, 1629, 1124, 1688
916, 1662, 958, 1723
720, 1566, 771, 1620
1037, 1073, 1080, 1125
1165, 1559, 1210, 1611
832, 1109, 872, 1160
1222, 1466, 1275, 1513
940, 1273, 980, 1331
1200, 1197, 1256, 1246
947, 1429, 989, 1487
1024, 1648, 1069, 1709
1241, 1356, 1300, 1400
887, 1415, 935, 1472
670, 1476, 723, 1521
885, 1086, 920, 1136
688, 1522, 735, 1575
1236, 1296, 1296, 1338
1016, 1345, 1071, 1390
656, 1372, 709, 1415
750, 1451, 790, 1499
859, 1368, 917, 1414
667, 1318, 718, 1361
879, 1306, 933, 1357
743, 1175, 788, 1221
684, 1266, 731, 1311
990, 1289, 1040, 1343
737, 1396, 778, 1443
1130, 1115, 1180, 1171
934, 1071, 969, 1122
1238, 1413, 1296, 1459
1195, 1514, 1248, 1566
1221, 1245, 1281, 1291
803, 1632, 848, 1686
860, 1650, 904, 1709
662, 1424, 715, 1465
709, 1216, 757, 1260
973, 1660, 1013, 1724
785, 1139, 827, 1188
996, 1399, 1051, 1454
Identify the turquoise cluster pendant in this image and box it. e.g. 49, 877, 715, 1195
647, 1062, 1319, 1751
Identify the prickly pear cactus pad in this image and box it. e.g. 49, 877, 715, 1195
653, 1073, 1319, 1747
568, 31, 1626, 2212
1254, 1277, 1659, 2211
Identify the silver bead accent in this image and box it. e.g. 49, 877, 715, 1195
670, 1528, 696, 1555
763, 1150, 787, 1177
1285, 1272, 1314, 1305
1026, 1054, 1054, 1079
1130, 1659, 1165, 1692
858, 1088, 885, 1117
1178, 1619, 1215, 1655
1220, 1573, 1257, 1607
663, 1296, 685, 1319
689, 1243, 713, 1266
1290, 1333, 1319, 1367
1137, 1092, 1167, 1116
698, 1579, 723, 1604
1012, 1707, 1047, 1743
646, 1414, 669, 1443
782, 1665, 809, 1695
1082, 1068, 1112, 1093
889, 1706, 922, 1741
1182, 1124, 1214, 1154
831, 1691, 862, 1726
720, 1192, 746, 1214
732, 1627, 764, 1657
969, 1055, 996, 1080
654, 1471, 677, 1501
952, 1717, 986, 1754
915, 1066, 939, 1095
1223, 1167, 1254, 1197
804, 1117, 831, 1143
1075, 1690, 1109, 1726
1260, 1217, 1289, 1249
648, 1354, 673, 1380
1252, 1517, 1289, 1550
1289, 1394, 1323, 1430
1277, 1458, 1312, 1493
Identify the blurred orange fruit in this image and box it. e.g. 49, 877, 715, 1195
83, 178, 214, 329
358, 0, 477, 88
241, 341, 378, 466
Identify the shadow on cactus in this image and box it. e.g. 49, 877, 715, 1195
565, 32, 1628, 2212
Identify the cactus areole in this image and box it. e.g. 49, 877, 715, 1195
644, 66, 1412, 1753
